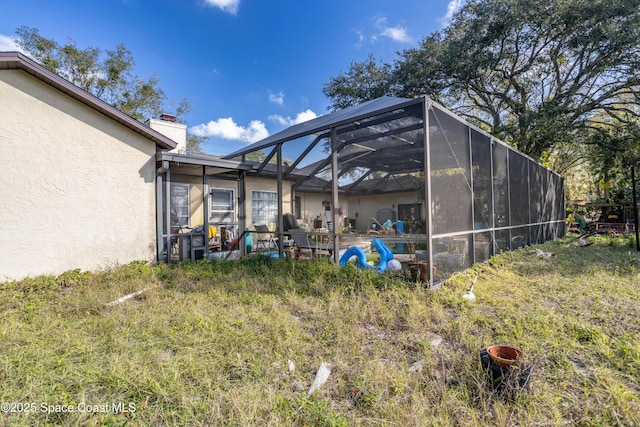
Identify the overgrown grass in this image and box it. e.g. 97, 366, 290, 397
1, 235, 639, 426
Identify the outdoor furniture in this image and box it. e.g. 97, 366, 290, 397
288, 229, 334, 256
254, 224, 277, 250
208, 237, 221, 251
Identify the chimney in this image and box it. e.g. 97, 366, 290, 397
159, 113, 176, 122
146, 114, 187, 153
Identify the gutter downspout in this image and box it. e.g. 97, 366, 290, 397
156, 160, 169, 262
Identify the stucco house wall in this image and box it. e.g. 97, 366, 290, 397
0, 62, 171, 281
296, 192, 351, 231
345, 193, 423, 232
296, 192, 423, 232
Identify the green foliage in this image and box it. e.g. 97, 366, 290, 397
15, 26, 60, 72
276, 395, 348, 426
14, 26, 191, 124
186, 132, 206, 154
323, 54, 394, 110
586, 122, 640, 203
323, 0, 640, 177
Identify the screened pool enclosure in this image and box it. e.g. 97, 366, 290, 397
224, 96, 565, 283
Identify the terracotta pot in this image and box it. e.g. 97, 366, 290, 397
486, 345, 525, 367
480, 348, 532, 393
409, 262, 433, 283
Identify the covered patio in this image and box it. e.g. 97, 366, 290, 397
155, 151, 252, 263
223, 96, 565, 284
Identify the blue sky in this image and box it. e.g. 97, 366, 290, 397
1, 0, 463, 155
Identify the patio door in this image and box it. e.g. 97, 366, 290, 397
398, 203, 422, 233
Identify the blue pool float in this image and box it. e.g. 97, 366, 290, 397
339, 238, 394, 272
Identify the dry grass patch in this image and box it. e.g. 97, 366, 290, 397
0, 236, 639, 426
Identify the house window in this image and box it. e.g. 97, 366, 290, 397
170, 184, 190, 227
210, 188, 235, 224
252, 190, 278, 225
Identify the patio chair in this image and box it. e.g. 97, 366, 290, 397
254, 224, 277, 250
288, 229, 334, 256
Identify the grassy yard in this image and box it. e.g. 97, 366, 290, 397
1, 234, 639, 426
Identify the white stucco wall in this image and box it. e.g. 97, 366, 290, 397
297, 192, 423, 232
298, 193, 330, 225
346, 193, 423, 231
296, 192, 353, 231
148, 118, 186, 153
0, 70, 158, 281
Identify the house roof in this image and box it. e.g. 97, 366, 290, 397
0, 51, 177, 150
157, 151, 251, 171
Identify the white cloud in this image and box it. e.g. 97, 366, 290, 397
0, 34, 23, 52
356, 17, 412, 48
441, 0, 464, 25
374, 17, 413, 44
375, 17, 387, 28
269, 109, 318, 127
203, 0, 240, 15
269, 91, 284, 106
189, 117, 268, 143
294, 109, 318, 123
380, 26, 412, 43
353, 29, 365, 48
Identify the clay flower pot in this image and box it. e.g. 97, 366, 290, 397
486, 345, 525, 367
409, 262, 436, 283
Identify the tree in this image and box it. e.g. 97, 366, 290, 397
323, 55, 394, 111
187, 133, 207, 154
585, 120, 640, 202
323, 0, 640, 165
14, 27, 202, 151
